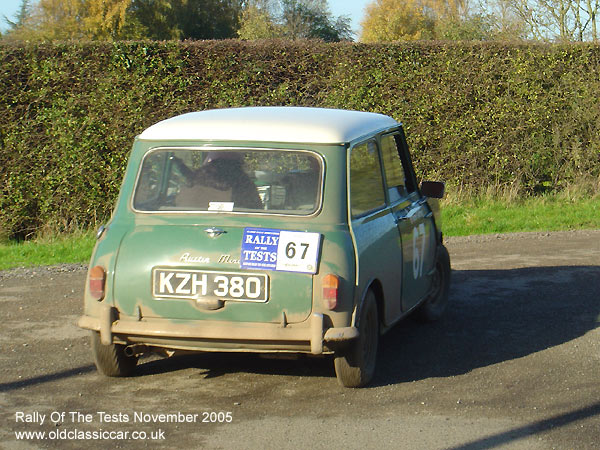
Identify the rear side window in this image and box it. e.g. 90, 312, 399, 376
380, 134, 408, 202
133, 149, 322, 215
349, 141, 386, 217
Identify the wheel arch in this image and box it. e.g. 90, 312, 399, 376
353, 278, 384, 330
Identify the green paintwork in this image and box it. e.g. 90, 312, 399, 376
114, 223, 311, 323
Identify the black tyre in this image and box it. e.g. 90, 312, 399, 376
415, 244, 451, 322
90, 332, 138, 377
334, 289, 379, 388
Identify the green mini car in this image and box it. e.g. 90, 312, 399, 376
78, 107, 450, 387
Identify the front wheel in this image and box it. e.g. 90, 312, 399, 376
334, 289, 379, 388
415, 244, 451, 322
90, 332, 138, 377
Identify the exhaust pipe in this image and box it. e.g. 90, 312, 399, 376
124, 344, 148, 357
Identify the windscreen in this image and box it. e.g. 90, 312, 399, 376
133, 149, 322, 215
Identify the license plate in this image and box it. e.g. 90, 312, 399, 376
152, 269, 268, 302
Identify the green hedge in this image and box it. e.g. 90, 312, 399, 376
1, 41, 599, 239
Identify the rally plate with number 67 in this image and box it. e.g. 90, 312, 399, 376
152, 268, 268, 302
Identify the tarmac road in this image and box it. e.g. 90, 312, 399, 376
1, 230, 599, 449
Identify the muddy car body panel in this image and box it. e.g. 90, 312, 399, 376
79, 107, 450, 386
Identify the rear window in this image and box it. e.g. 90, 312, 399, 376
133, 149, 322, 215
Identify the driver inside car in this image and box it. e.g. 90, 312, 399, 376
173, 151, 263, 210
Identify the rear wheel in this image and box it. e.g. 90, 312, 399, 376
334, 289, 379, 388
90, 332, 138, 377
415, 244, 451, 322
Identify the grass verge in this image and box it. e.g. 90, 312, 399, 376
1, 193, 599, 270
442, 194, 600, 236
0, 230, 96, 271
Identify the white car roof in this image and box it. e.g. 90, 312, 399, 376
138, 107, 399, 144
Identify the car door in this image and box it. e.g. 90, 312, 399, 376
380, 131, 437, 313
348, 139, 404, 325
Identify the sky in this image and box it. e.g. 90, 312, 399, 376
0, 0, 21, 32
328, 0, 370, 37
0, 0, 371, 36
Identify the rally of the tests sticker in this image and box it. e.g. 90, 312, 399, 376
241, 228, 321, 274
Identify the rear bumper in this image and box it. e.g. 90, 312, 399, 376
78, 305, 358, 355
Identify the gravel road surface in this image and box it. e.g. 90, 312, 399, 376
1, 230, 599, 449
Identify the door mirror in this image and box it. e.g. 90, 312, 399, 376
420, 181, 445, 199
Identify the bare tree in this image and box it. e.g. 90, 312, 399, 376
508, 0, 599, 40
239, 0, 352, 41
